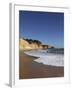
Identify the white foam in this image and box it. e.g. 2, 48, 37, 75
24, 50, 64, 67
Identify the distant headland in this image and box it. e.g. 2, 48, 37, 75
19, 38, 54, 50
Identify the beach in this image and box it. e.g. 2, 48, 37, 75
19, 50, 64, 79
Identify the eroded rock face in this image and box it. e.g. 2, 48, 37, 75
19, 38, 54, 50
19, 39, 31, 50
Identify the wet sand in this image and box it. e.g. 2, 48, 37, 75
19, 50, 64, 79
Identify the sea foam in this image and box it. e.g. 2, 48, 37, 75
24, 50, 64, 67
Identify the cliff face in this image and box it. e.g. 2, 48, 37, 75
19, 38, 54, 50
19, 39, 31, 50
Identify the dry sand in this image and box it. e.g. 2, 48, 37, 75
19, 50, 64, 79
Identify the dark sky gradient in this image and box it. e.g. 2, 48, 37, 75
19, 11, 64, 48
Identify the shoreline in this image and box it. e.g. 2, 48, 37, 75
19, 50, 64, 79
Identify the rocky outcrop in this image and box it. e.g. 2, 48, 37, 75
19, 39, 31, 50
19, 38, 54, 50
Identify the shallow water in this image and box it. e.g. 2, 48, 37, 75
24, 49, 64, 67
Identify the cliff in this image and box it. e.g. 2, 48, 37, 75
19, 38, 31, 50
19, 38, 54, 50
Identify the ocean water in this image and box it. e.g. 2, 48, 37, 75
24, 48, 64, 67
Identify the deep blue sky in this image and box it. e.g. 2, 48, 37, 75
19, 11, 64, 48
